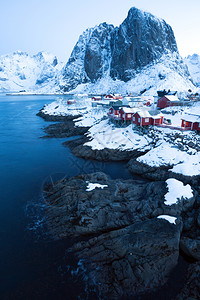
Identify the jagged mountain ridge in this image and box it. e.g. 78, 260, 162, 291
60, 7, 192, 93
0, 51, 63, 93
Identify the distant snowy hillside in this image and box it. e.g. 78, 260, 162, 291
0, 51, 63, 93
185, 54, 200, 87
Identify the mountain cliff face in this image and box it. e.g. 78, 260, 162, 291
110, 7, 178, 81
61, 7, 181, 92
61, 23, 114, 91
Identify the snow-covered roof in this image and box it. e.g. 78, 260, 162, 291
136, 109, 163, 118
120, 107, 138, 113
182, 113, 200, 123
164, 95, 180, 102
149, 110, 164, 118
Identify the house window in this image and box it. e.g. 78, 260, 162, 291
127, 114, 131, 118
133, 117, 135, 121
145, 118, 149, 123
138, 118, 141, 122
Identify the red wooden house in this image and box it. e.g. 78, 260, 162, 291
108, 106, 121, 119
104, 94, 114, 100
181, 113, 200, 131
132, 110, 163, 126
91, 96, 102, 101
119, 107, 138, 121
157, 95, 180, 109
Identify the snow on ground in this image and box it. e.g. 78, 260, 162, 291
171, 152, 200, 176
137, 138, 200, 177
86, 182, 108, 191
157, 215, 177, 224
75, 107, 107, 127
137, 141, 188, 167
164, 178, 193, 206
160, 102, 200, 127
84, 119, 152, 151
41, 98, 92, 117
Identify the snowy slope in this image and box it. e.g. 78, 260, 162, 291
185, 54, 200, 87
69, 52, 196, 97
0, 51, 63, 93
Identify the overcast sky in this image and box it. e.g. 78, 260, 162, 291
1, 0, 200, 62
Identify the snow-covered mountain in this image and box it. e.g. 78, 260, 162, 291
0, 7, 198, 95
59, 7, 195, 95
0, 51, 63, 93
185, 54, 200, 87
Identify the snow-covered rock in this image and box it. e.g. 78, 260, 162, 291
0, 51, 63, 93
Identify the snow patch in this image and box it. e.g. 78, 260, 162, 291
164, 178, 193, 206
157, 215, 177, 224
86, 182, 108, 191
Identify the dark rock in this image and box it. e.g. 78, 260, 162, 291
180, 237, 200, 260
42, 171, 199, 298
64, 137, 146, 161
127, 159, 200, 191
36, 109, 81, 122
175, 262, 200, 299
110, 7, 177, 81
42, 121, 89, 138
70, 218, 181, 298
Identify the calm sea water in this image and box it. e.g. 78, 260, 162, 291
0, 94, 134, 299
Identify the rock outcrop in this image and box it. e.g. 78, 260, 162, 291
110, 7, 178, 82
175, 262, 200, 299
43, 172, 198, 298
61, 7, 185, 92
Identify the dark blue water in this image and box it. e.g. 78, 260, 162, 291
0, 95, 133, 299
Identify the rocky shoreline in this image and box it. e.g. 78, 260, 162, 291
38, 110, 200, 299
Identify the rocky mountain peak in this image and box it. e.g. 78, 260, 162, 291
110, 7, 178, 81
61, 7, 180, 91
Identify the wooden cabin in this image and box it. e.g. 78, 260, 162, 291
132, 110, 163, 126
91, 96, 102, 101
181, 113, 200, 131
108, 106, 121, 119
119, 107, 138, 121
157, 95, 180, 109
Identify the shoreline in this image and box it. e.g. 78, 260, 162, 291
37, 107, 200, 299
